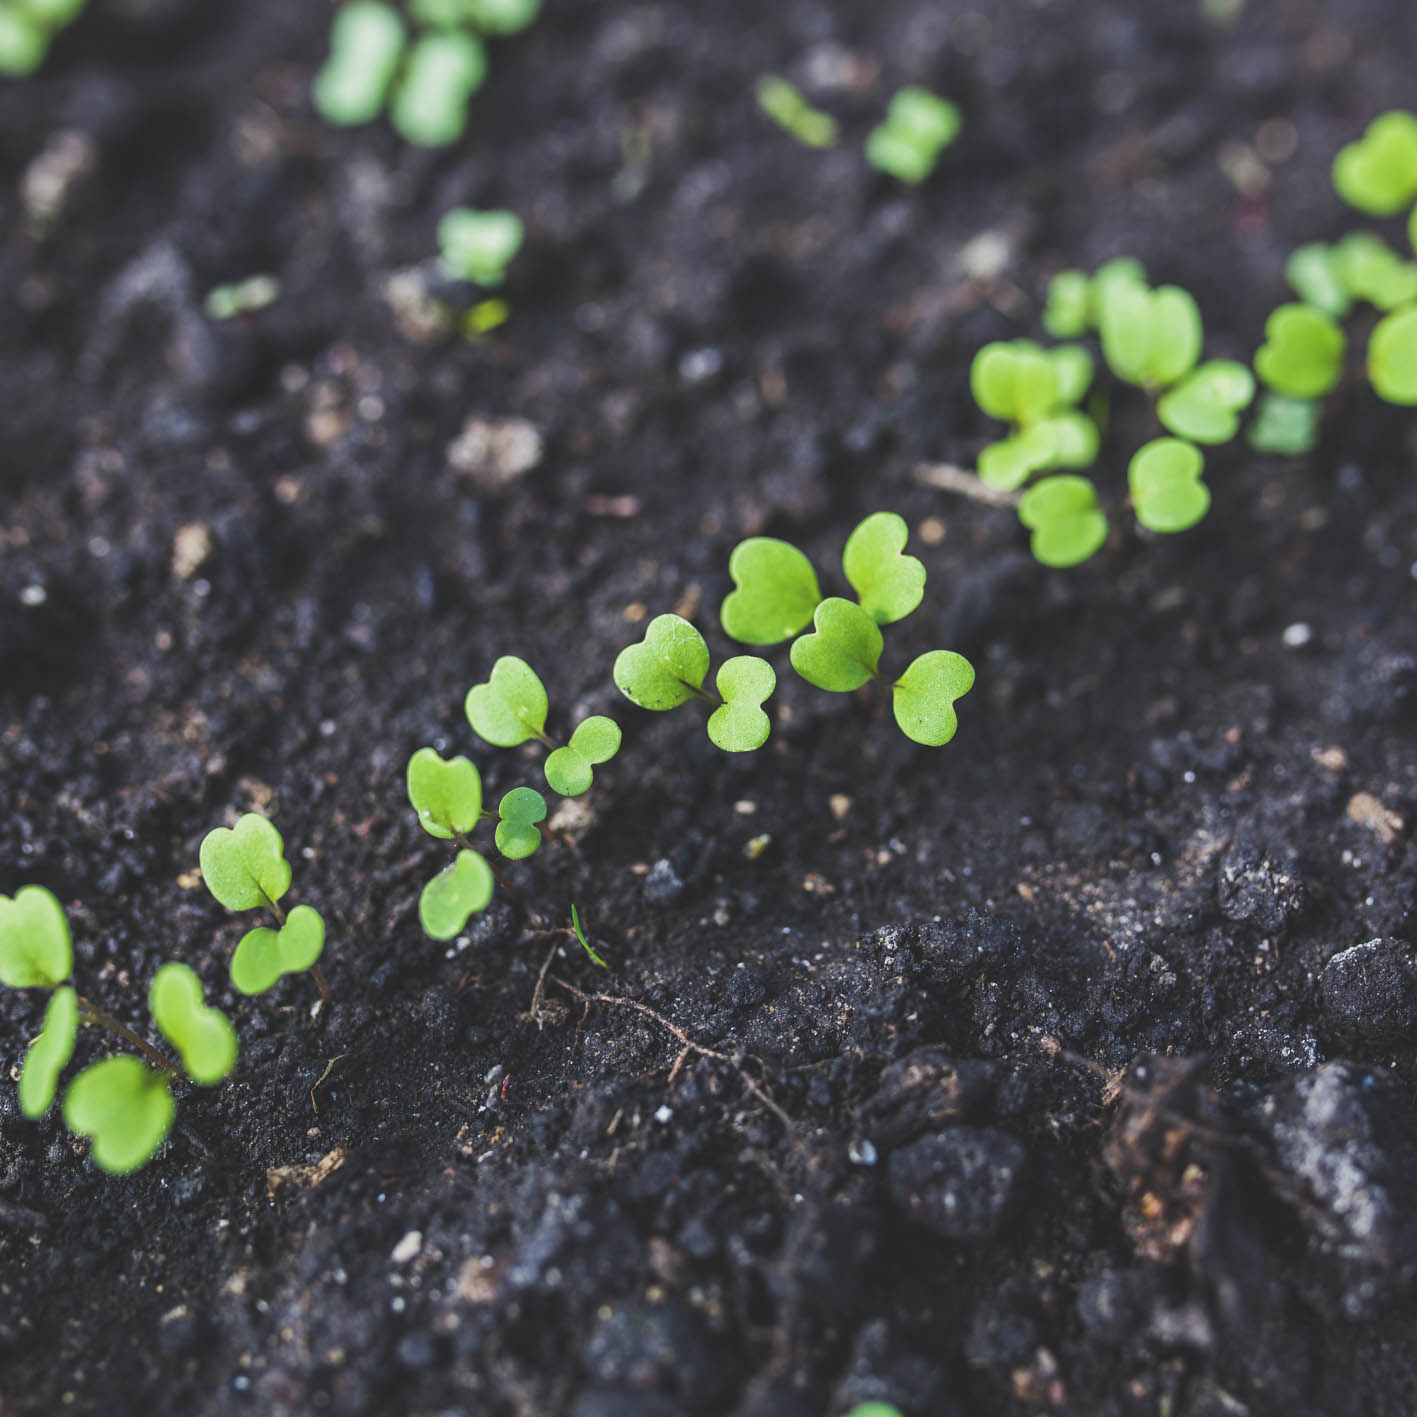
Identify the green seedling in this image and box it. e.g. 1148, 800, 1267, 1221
62, 1056, 175, 1176
19, 986, 77, 1120
1253, 303, 1345, 399
312, 0, 407, 127
1098, 281, 1202, 390
1330, 231, 1417, 310
1368, 306, 1417, 404
569, 904, 606, 968
842, 511, 926, 624
495, 786, 547, 860
0, 0, 85, 77
420, 849, 493, 940
1017, 475, 1108, 568
841, 1405, 906, 1417
614, 616, 777, 752
389, 29, 486, 146
1042, 269, 1091, 339
463, 0, 540, 33
149, 964, 238, 1086
204, 274, 280, 321
721, 539, 822, 645
438, 208, 524, 287
0, 882, 72, 987
1156, 360, 1255, 443
1332, 110, 1417, 217
407, 745, 483, 838
756, 75, 837, 149
465, 297, 510, 335
200, 814, 329, 999
1128, 437, 1209, 533
865, 86, 961, 184
1285, 243, 1351, 319
1247, 392, 1320, 455
465, 656, 621, 795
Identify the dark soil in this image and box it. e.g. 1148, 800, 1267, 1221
4, 1, 1417, 1414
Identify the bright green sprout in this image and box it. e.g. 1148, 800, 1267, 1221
465, 298, 510, 335
1332, 110, 1417, 217
463, 0, 540, 34
204, 275, 280, 321
149, 964, 238, 1086
756, 75, 837, 149
970, 341, 1068, 425
789, 598, 883, 693
62, 1055, 175, 1176
467, 656, 553, 747
495, 787, 547, 860
569, 904, 607, 968
545, 716, 622, 797
977, 423, 1062, 492
0, 0, 85, 77
1247, 392, 1320, 455
1098, 282, 1203, 389
707, 657, 776, 753
613, 614, 713, 710
1330, 231, 1417, 310
1368, 306, 1417, 405
1042, 270, 1091, 339
1253, 303, 1346, 399
419, 849, 494, 940
842, 511, 926, 625
1156, 360, 1256, 443
720, 538, 822, 645
18, 985, 77, 1119
1087, 257, 1148, 325
0, 883, 72, 988
1128, 437, 1209, 534
389, 29, 487, 146
1017, 475, 1108, 568
200, 813, 291, 911
438, 208, 524, 287
230, 905, 326, 997
865, 87, 961, 184
892, 651, 975, 747
407, 747, 483, 838
840, 1406, 905, 1417
1285, 244, 1351, 319
312, 0, 407, 128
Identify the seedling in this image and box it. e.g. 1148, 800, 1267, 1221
439, 208, 524, 286
462, 0, 540, 33
1368, 306, 1417, 405
200, 814, 329, 999
569, 904, 606, 968
841, 1406, 905, 1417
1329, 232, 1417, 310
1253, 303, 1345, 399
865, 86, 961, 184
756, 75, 837, 149
204, 274, 280, 321
62, 1056, 176, 1176
312, 0, 407, 127
1017, 475, 1108, 567
1247, 392, 1320, 455
390, 29, 487, 145
1156, 360, 1255, 443
495, 786, 547, 859
1128, 437, 1209, 533
150, 964, 238, 1086
1097, 281, 1202, 390
0, 0, 85, 77
1041, 269, 1091, 339
1285, 243, 1351, 319
1332, 110, 1417, 217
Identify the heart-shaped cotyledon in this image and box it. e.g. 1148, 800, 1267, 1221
841, 511, 926, 625
149, 962, 238, 1084
544, 715, 621, 797
789, 598, 883, 692
0, 883, 73, 988
1128, 438, 1209, 535
891, 651, 975, 747
62, 1055, 176, 1175
707, 656, 776, 752
418, 850, 494, 941
230, 905, 327, 996
720, 538, 822, 646
1017, 474, 1108, 569
613, 614, 712, 709
465, 656, 552, 747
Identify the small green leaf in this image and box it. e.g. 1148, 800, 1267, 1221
1254, 303, 1345, 399
150, 963, 238, 1085
1247, 393, 1320, 455
230, 905, 327, 996
865, 87, 960, 183
1286, 243, 1352, 319
389, 29, 487, 147
1156, 360, 1256, 443
1128, 438, 1209, 534
978, 425, 1058, 491
464, 0, 541, 34
707, 656, 775, 752
1332, 110, 1417, 217
614, 615, 711, 709
1088, 257, 1148, 328
495, 787, 547, 860
970, 341, 1058, 425
569, 904, 607, 968
1369, 306, 1417, 405
311, 0, 406, 128
1035, 411, 1100, 468
720, 538, 822, 645
544, 715, 622, 797
789, 599, 883, 692
19, 986, 78, 1119
1042, 270, 1091, 339
407, 747, 483, 839
0, 9, 49, 78
466, 656, 550, 747
891, 651, 975, 747
1018, 475, 1108, 568
419, 850, 494, 940
1047, 345, 1095, 407
756, 75, 838, 149
1331, 232, 1417, 310
0, 884, 72, 988
437, 208, 524, 287
200, 814, 292, 912
1099, 283, 1202, 389
842, 511, 925, 625
62, 1056, 175, 1175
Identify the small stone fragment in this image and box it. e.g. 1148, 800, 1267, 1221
1317, 938, 1417, 1043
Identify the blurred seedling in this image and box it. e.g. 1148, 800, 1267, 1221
413, 0, 539, 30
438, 207, 524, 286
1, 885, 236, 1173
1332, 110, 1417, 218
1016, 474, 1108, 568
312, 0, 407, 128
865, 86, 961, 184
204, 274, 280, 321
0, 0, 86, 78
756, 75, 837, 149
200, 814, 329, 1000
389, 28, 486, 145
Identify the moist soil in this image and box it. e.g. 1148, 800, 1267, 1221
3, 1, 1417, 1414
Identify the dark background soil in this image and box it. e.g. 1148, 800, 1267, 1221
3, 1, 1417, 1414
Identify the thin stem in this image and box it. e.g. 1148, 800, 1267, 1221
533, 728, 558, 751
680, 678, 722, 707
309, 964, 332, 1004
76, 995, 175, 1073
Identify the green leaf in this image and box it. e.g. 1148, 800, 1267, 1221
0, 9, 49, 78
0, 884, 72, 988
1047, 345, 1095, 407
1286, 243, 1352, 319
419, 850, 494, 940
230, 905, 326, 996
756, 75, 838, 149
389, 30, 486, 147
970, 341, 1058, 425
789, 599, 883, 692
62, 1056, 175, 1175
707, 656, 775, 752
614, 615, 711, 709
1156, 360, 1256, 443
1331, 232, 1417, 310
1332, 110, 1417, 217
466, 656, 550, 747
437, 208, 524, 287
1088, 257, 1148, 328
842, 511, 925, 625
1247, 393, 1320, 455
407, 747, 483, 839
544, 716, 622, 797
569, 903, 607, 968
464, 0, 540, 34
1035, 412, 1100, 468
495, 787, 547, 860
150, 963, 238, 1085
311, 0, 406, 127
977, 425, 1058, 491
1042, 270, 1091, 339
1254, 303, 1345, 399
1369, 306, 1417, 405
1099, 283, 1202, 389
1128, 438, 1209, 534
19, 985, 78, 1119
1018, 475, 1108, 568
864, 126, 937, 184
865, 87, 960, 182
720, 538, 822, 645
891, 652, 975, 747
200, 814, 291, 912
